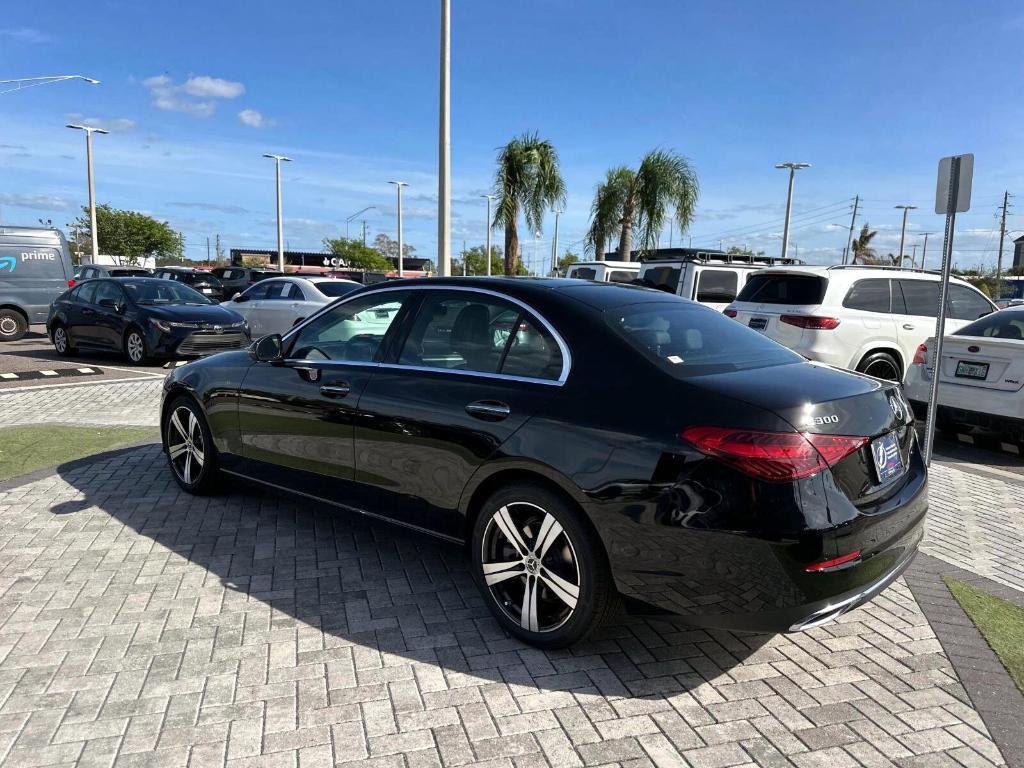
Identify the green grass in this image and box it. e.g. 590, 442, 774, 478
945, 577, 1024, 695
0, 425, 157, 481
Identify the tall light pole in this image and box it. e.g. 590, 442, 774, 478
918, 232, 936, 270
895, 204, 917, 266
481, 195, 495, 276
345, 206, 375, 239
389, 181, 409, 277
263, 154, 292, 271
775, 162, 810, 259
437, 0, 452, 276
66, 124, 109, 264
551, 209, 562, 277
1, 74, 98, 96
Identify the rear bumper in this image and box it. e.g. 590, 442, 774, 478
909, 398, 1024, 438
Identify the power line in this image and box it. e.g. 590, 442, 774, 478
694, 198, 852, 241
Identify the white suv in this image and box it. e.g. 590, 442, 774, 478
637, 253, 799, 312
724, 266, 996, 381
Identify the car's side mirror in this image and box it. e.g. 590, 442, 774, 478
249, 333, 283, 363
233, 294, 247, 302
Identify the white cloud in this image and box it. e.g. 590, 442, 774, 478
142, 74, 245, 117
238, 109, 274, 129
0, 28, 50, 43
0, 193, 71, 211
66, 113, 136, 133
183, 76, 245, 100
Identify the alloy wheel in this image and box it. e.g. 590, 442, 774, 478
127, 332, 145, 363
166, 406, 206, 486
480, 502, 581, 633
863, 358, 899, 381
54, 327, 68, 353
0, 317, 17, 336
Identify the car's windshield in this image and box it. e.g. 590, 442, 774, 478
121, 280, 214, 305
314, 281, 362, 298
608, 301, 802, 377
954, 309, 1024, 340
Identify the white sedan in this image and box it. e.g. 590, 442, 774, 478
904, 306, 1024, 439
228, 276, 362, 337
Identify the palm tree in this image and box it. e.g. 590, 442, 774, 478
596, 149, 698, 260
584, 167, 630, 260
493, 133, 566, 275
850, 223, 879, 264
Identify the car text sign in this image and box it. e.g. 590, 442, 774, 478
935, 154, 973, 214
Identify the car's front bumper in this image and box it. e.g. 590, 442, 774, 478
147, 326, 250, 359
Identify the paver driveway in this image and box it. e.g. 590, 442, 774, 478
0, 444, 1013, 768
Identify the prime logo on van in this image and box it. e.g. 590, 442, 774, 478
0, 256, 15, 273
20, 251, 56, 261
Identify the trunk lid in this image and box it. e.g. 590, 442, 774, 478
924, 335, 1024, 392
689, 361, 915, 506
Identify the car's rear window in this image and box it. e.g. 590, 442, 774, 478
736, 273, 826, 305
954, 309, 1024, 340
315, 281, 362, 298
608, 301, 802, 377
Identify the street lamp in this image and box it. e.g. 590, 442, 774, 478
551, 209, 562, 277
1, 74, 99, 96
66, 124, 109, 263
918, 232, 936, 270
775, 162, 811, 259
345, 206, 375, 239
437, 0, 451, 277
895, 205, 917, 266
263, 154, 292, 271
481, 195, 495, 277
389, 182, 409, 277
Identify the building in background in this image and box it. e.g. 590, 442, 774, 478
229, 248, 434, 279
1013, 235, 1024, 269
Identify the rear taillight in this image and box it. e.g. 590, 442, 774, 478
805, 550, 862, 572
780, 314, 840, 330
913, 343, 927, 365
680, 426, 868, 482
67, 279, 76, 288
723, 309, 737, 318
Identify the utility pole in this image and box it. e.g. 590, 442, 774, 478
996, 191, 1012, 301
910, 244, 918, 268
895, 204, 917, 265
775, 162, 811, 259
669, 219, 674, 249
216, 234, 222, 263
437, 0, 452, 276
481, 195, 494, 277
844, 195, 859, 265
462, 240, 467, 276
390, 181, 409, 277
362, 220, 368, 247
206, 237, 211, 263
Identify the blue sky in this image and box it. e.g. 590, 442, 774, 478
1, 1, 1023, 270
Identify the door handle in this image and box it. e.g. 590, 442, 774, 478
319, 383, 351, 398
902, 323, 915, 330
465, 400, 511, 420
82, 308, 94, 315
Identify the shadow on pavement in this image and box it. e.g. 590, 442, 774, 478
52, 443, 774, 697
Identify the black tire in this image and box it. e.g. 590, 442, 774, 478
52, 324, 77, 357
857, 351, 902, 382
471, 482, 618, 649
163, 396, 219, 494
124, 327, 149, 365
0, 309, 28, 342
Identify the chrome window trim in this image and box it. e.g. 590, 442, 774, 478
281, 283, 572, 385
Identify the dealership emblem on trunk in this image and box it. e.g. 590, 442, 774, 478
888, 394, 904, 421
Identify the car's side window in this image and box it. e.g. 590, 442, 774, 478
843, 279, 891, 313
286, 283, 305, 300
947, 285, 993, 321
263, 282, 289, 300
695, 269, 738, 303
77, 281, 98, 305
243, 282, 271, 301
289, 290, 410, 362
92, 280, 125, 306
397, 291, 518, 374
500, 316, 564, 381
896, 280, 940, 317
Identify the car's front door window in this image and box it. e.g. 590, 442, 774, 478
288, 290, 410, 362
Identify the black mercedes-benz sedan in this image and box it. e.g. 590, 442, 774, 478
159, 277, 926, 647
48, 277, 250, 364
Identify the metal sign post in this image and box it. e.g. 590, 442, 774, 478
923, 153, 973, 465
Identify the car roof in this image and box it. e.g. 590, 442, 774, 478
749, 264, 975, 285
360, 276, 683, 310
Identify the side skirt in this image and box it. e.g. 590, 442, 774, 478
220, 468, 465, 546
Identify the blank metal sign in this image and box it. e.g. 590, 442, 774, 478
935, 153, 973, 214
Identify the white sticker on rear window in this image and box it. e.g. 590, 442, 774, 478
667, 355, 684, 364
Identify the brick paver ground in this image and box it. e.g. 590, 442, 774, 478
0, 379, 161, 428
0, 445, 1011, 768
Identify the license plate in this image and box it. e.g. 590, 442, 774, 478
748, 317, 768, 332
955, 360, 989, 380
870, 431, 904, 484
